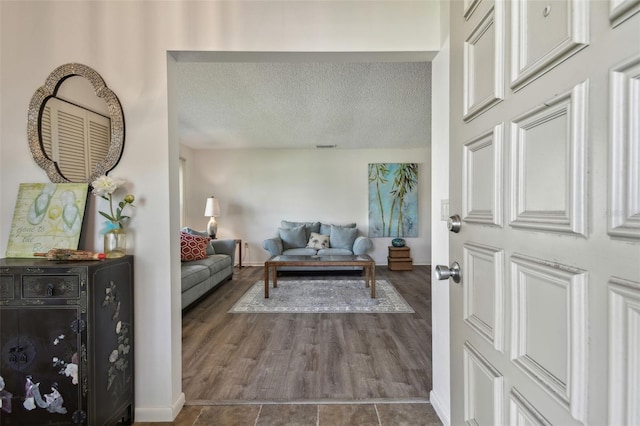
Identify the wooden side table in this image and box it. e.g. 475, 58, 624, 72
388, 246, 413, 271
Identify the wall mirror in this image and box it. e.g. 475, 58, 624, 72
27, 63, 125, 183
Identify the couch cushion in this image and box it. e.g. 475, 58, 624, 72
279, 225, 307, 249
180, 263, 211, 292
281, 220, 320, 240
306, 232, 330, 250
180, 232, 210, 261
320, 222, 356, 235
185, 254, 231, 276
282, 248, 317, 255
330, 225, 358, 250
318, 248, 354, 255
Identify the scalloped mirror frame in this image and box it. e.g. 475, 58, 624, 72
27, 63, 125, 183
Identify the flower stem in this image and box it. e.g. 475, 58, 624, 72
109, 194, 116, 224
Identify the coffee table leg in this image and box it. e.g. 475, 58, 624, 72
264, 263, 270, 298
273, 268, 278, 288
371, 264, 376, 298
365, 265, 370, 288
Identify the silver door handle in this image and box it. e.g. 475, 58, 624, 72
435, 262, 461, 283
447, 214, 461, 233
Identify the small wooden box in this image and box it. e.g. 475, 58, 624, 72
388, 257, 413, 271
387, 246, 413, 270
388, 246, 411, 258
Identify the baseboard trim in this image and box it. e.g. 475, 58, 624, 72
134, 392, 185, 422
186, 397, 430, 406
429, 390, 450, 426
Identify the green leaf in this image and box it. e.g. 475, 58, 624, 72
99, 211, 115, 221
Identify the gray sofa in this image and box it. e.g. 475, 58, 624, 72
181, 228, 235, 310
262, 220, 373, 272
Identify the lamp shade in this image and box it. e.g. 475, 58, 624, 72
204, 196, 220, 217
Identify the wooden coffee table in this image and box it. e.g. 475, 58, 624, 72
264, 254, 376, 298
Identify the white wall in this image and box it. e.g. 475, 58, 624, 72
0, 1, 442, 421
430, 40, 451, 425
429, 2, 451, 422
181, 147, 432, 265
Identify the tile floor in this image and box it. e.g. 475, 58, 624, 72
134, 402, 443, 426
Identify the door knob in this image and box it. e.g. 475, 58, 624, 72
435, 262, 461, 283
447, 215, 461, 233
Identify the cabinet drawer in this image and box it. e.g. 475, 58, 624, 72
22, 275, 80, 298
1, 275, 14, 299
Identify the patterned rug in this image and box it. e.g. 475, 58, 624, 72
229, 279, 415, 313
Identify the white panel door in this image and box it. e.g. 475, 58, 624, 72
447, 1, 640, 425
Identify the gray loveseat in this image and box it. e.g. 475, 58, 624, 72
262, 220, 373, 272
180, 228, 236, 310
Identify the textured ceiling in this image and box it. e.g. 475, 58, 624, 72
176, 60, 432, 150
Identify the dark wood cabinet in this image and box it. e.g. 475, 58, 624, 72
0, 256, 134, 425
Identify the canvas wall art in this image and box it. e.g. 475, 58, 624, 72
5, 183, 89, 257
368, 163, 419, 238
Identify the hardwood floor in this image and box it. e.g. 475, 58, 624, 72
181, 265, 433, 404
135, 402, 442, 426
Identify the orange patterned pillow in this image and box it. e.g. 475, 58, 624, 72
180, 232, 210, 261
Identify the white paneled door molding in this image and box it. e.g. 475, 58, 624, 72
463, 242, 504, 351
509, 388, 553, 426
609, 54, 640, 240
463, 341, 504, 425
608, 276, 640, 426
463, 2, 505, 121
510, 254, 588, 422
448, 1, 640, 425
509, 81, 588, 236
609, 0, 640, 27
510, 0, 589, 91
463, 124, 504, 227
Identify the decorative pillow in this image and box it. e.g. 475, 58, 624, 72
281, 220, 320, 240
180, 232, 210, 261
330, 225, 358, 250
181, 227, 209, 237
320, 222, 356, 235
306, 232, 330, 250
181, 227, 215, 255
278, 225, 307, 250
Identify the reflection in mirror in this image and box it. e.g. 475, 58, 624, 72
41, 77, 111, 181
27, 63, 125, 183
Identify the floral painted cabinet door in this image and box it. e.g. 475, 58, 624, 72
0, 307, 81, 424
0, 256, 134, 425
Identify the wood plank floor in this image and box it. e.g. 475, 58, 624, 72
135, 402, 442, 426
182, 265, 432, 404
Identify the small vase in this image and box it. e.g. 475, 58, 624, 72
104, 228, 126, 258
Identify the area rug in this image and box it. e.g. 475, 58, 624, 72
229, 279, 415, 313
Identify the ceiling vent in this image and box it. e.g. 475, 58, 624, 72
315, 144, 337, 149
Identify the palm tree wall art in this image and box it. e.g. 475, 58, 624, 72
368, 163, 419, 238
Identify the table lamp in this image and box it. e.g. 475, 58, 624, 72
204, 196, 221, 239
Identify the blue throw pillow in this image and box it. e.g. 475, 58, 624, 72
330, 225, 358, 250
279, 225, 307, 250
320, 222, 356, 235
281, 220, 320, 240
181, 227, 208, 237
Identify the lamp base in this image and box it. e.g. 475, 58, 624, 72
207, 217, 218, 239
